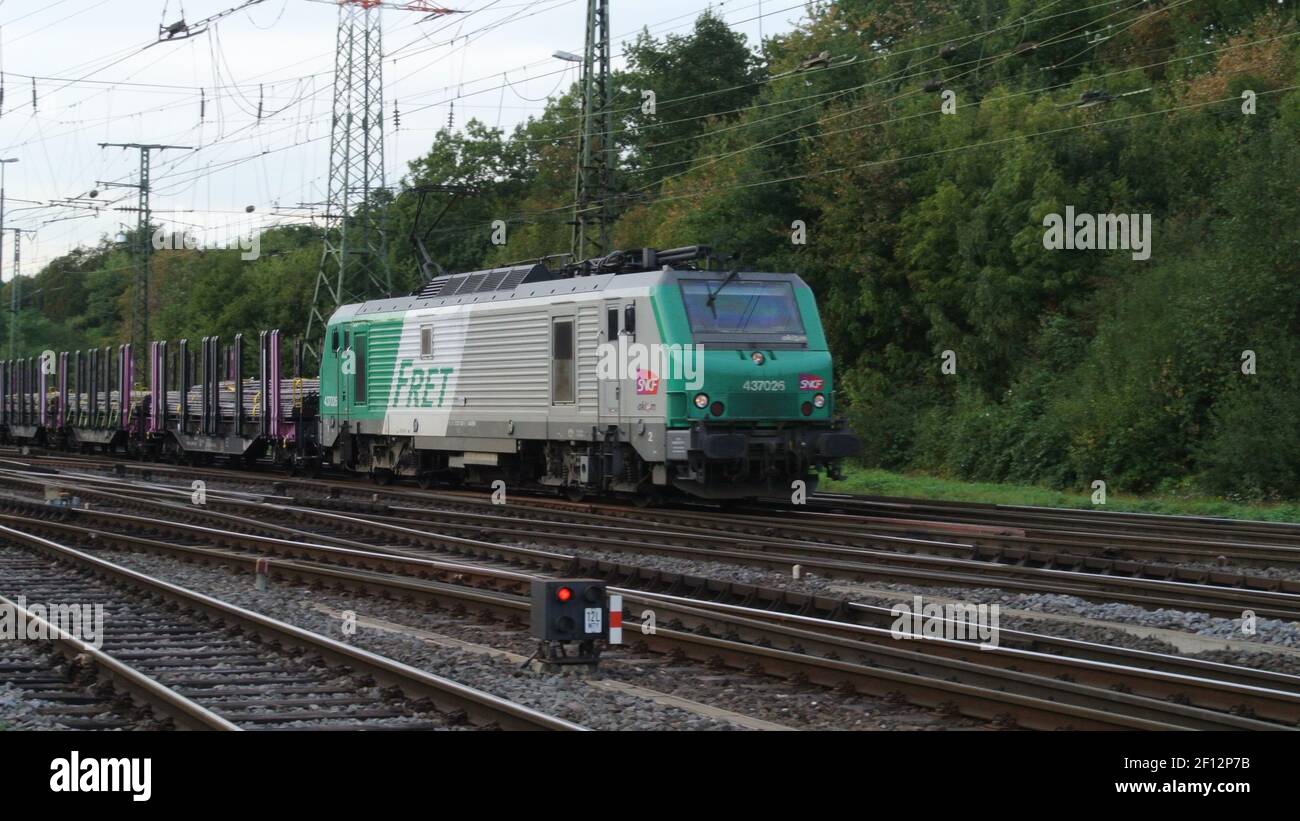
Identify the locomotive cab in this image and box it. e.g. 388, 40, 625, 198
650, 269, 861, 500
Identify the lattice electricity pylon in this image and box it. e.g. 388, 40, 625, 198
307, 3, 388, 361
306, 2, 461, 362
571, 0, 615, 262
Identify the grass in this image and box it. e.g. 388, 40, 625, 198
821, 466, 1300, 523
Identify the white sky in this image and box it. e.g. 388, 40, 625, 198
0, 0, 806, 278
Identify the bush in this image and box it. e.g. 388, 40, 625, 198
1197, 345, 1300, 499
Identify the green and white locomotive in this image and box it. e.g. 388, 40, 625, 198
318, 247, 861, 502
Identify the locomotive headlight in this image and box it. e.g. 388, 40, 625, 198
813, 393, 826, 409
751, 352, 765, 366
694, 393, 710, 409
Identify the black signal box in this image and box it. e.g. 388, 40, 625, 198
531, 579, 608, 643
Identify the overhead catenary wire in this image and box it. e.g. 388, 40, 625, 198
0, 0, 1270, 270
15, 0, 780, 224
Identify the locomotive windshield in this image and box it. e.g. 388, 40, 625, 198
680, 280, 805, 336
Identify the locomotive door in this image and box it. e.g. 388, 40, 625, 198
321, 325, 347, 448
340, 324, 369, 421
338, 327, 351, 409
599, 299, 622, 422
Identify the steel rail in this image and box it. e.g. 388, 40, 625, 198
5, 469, 1300, 622
0, 590, 240, 730
15, 489, 1298, 719
5, 503, 1293, 730
0, 525, 584, 731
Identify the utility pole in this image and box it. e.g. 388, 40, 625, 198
98, 143, 192, 368
0, 158, 17, 357
305, 2, 461, 363
8, 227, 35, 360
571, 0, 614, 262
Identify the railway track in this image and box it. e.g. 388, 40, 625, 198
13, 449, 1300, 572
807, 491, 1300, 553
0, 525, 582, 731
8, 465, 1296, 622
1, 471, 1296, 730
811, 491, 1300, 538
4, 454, 1300, 731
80, 530, 1300, 730
0, 636, 165, 730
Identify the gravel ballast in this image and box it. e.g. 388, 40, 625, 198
85, 548, 977, 730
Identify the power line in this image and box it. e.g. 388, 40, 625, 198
97, 141, 193, 368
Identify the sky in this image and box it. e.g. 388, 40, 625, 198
0, 0, 806, 279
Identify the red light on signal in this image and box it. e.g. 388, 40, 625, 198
556, 586, 573, 602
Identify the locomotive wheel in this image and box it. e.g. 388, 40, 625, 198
564, 486, 586, 502
416, 474, 435, 490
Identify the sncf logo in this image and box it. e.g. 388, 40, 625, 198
798, 374, 825, 391
636, 369, 660, 395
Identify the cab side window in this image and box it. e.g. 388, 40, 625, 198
551, 318, 575, 404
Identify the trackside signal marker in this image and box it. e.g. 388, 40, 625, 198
608, 594, 623, 644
